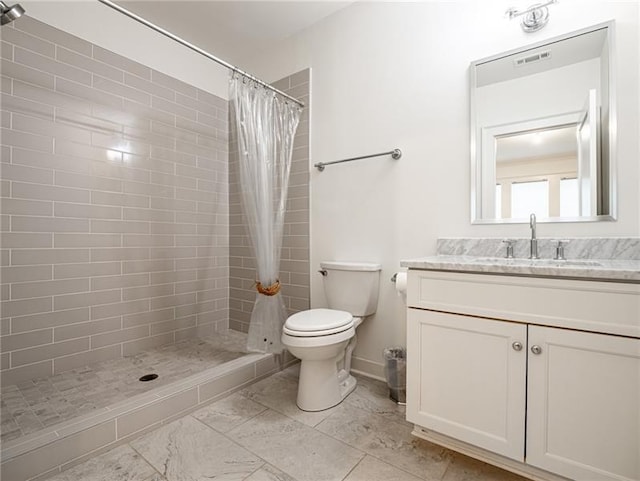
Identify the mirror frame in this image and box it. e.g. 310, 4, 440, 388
470, 21, 617, 224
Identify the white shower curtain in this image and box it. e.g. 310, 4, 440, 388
230, 74, 301, 353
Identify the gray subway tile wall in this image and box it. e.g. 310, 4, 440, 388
228, 70, 310, 332
0, 16, 231, 386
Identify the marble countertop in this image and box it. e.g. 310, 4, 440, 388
400, 255, 640, 283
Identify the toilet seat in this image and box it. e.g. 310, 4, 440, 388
282, 325, 355, 348
283, 308, 353, 337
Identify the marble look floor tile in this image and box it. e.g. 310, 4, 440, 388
344, 455, 423, 481
316, 403, 451, 480
9, 366, 541, 481
131, 416, 263, 481
244, 463, 299, 481
191, 392, 267, 433
143, 474, 167, 481
47, 444, 156, 481
239, 371, 339, 427
345, 375, 409, 426
441, 452, 529, 481
228, 409, 364, 481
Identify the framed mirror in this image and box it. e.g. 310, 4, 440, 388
470, 22, 616, 223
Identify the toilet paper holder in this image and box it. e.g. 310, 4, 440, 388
392, 271, 408, 300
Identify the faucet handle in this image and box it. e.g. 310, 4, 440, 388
502, 239, 516, 259
554, 239, 570, 260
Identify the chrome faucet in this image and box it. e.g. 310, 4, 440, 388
529, 213, 539, 259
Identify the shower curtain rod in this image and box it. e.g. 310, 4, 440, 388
97, 0, 305, 108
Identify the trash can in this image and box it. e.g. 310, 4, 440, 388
383, 347, 406, 404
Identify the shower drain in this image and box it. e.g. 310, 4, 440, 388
139, 373, 159, 382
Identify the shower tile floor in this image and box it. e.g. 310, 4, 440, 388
0, 330, 249, 443
43, 365, 529, 481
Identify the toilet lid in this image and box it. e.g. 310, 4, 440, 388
284, 308, 353, 333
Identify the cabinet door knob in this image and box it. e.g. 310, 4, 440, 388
512, 341, 523, 351
531, 345, 542, 355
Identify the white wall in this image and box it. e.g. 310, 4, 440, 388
241, 0, 640, 377
21, 1, 229, 98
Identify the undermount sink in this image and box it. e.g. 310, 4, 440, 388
468, 257, 602, 268
533, 259, 602, 267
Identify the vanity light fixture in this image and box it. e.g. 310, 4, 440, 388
506, 0, 558, 33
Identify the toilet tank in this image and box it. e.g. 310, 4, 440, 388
320, 261, 381, 317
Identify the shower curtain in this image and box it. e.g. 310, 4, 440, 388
230, 74, 301, 353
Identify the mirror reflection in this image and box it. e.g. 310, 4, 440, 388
471, 23, 615, 223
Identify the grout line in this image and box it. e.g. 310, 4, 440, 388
128, 441, 166, 480
340, 455, 365, 481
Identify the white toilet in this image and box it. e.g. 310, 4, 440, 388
281, 261, 381, 411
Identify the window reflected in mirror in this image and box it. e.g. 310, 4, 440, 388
494, 124, 577, 219
560, 178, 579, 217
470, 22, 616, 223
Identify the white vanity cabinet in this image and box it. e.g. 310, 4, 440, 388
407, 309, 527, 460
526, 326, 639, 481
406, 270, 640, 481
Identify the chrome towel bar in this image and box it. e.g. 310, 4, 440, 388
314, 149, 402, 172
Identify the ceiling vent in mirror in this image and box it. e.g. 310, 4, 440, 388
514, 50, 551, 67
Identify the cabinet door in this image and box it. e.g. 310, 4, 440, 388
407, 309, 527, 461
527, 326, 640, 481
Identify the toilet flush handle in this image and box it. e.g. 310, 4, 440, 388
318, 269, 328, 276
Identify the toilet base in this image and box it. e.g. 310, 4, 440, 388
338, 370, 357, 399
296, 362, 357, 412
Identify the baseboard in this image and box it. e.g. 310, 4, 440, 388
351, 356, 385, 381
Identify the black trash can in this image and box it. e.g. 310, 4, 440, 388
383, 347, 406, 404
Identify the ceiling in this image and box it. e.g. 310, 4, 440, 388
117, 1, 352, 66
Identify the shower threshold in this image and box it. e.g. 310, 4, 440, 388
1, 330, 286, 480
